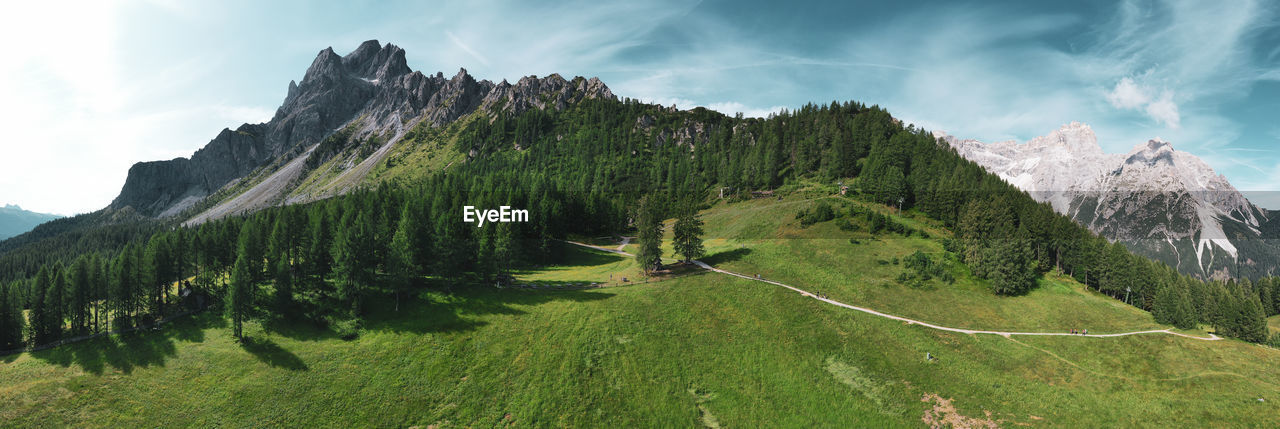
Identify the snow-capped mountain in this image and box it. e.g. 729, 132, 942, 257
940, 122, 1278, 279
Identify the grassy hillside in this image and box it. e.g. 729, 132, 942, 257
679, 193, 1177, 334
3, 197, 1279, 427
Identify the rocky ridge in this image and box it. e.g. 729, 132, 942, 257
110, 40, 615, 218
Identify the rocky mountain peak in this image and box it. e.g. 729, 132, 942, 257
1027, 121, 1101, 155
946, 123, 1271, 279
1123, 139, 1176, 167
301, 47, 345, 85
112, 40, 620, 222
451, 68, 472, 83
341, 40, 410, 82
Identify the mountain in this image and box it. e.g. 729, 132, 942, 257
0, 204, 61, 240
109, 40, 614, 221
941, 122, 1279, 279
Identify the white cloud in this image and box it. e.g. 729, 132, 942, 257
1105, 77, 1150, 109
1143, 91, 1181, 129
1105, 77, 1180, 128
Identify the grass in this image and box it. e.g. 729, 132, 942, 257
512, 243, 642, 286
683, 194, 1173, 334
3, 192, 1278, 426
364, 115, 471, 187
5, 261, 1278, 426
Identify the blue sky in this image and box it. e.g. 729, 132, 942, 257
2, 0, 1279, 215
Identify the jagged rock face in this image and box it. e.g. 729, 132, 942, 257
110, 40, 616, 217
943, 123, 1275, 279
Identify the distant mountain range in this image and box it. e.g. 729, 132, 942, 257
0, 204, 61, 240
941, 123, 1279, 279
96, 41, 1278, 280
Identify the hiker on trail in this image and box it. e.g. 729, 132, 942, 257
1083, 329, 1088, 335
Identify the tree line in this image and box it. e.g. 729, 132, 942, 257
2, 95, 1276, 346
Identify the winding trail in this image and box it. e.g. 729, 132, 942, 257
565, 241, 1221, 342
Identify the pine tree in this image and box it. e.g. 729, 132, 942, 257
111, 244, 137, 330
143, 233, 173, 319
27, 266, 49, 344
89, 254, 105, 333
635, 195, 664, 274
1153, 282, 1194, 329
387, 207, 418, 311
672, 205, 705, 263
307, 209, 333, 282
272, 248, 293, 315
241, 219, 266, 282
1240, 290, 1269, 343
45, 263, 66, 342
268, 215, 295, 315
68, 256, 90, 335
0, 281, 26, 349
227, 248, 254, 341
986, 238, 1036, 295
333, 210, 375, 315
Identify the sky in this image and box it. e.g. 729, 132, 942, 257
2, 0, 1279, 216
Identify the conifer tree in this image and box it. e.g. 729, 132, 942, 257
307, 209, 334, 282
227, 248, 253, 340
45, 263, 66, 342
333, 210, 375, 315
272, 248, 293, 315
0, 281, 26, 349
672, 205, 705, 263
143, 233, 172, 319
28, 266, 50, 344
68, 256, 90, 335
387, 207, 418, 311
635, 195, 664, 274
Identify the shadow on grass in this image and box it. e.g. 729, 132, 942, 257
700, 247, 753, 266
240, 337, 308, 371
21, 274, 617, 374
260, 316, 341, 342
363, 285, 615, 335
509, 244, 627, 277
29, 312, 222, 375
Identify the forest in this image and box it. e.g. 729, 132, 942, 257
2, 96, 1276, 351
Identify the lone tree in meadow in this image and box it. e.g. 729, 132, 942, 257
635, 195, 664, 274
672, 205, 705, 263
227, 250, 253, 340
227, 226, 258, 340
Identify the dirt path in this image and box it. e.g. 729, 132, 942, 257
617, 236, 631, 251
564, 241, 1221, 342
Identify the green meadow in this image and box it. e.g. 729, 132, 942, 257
2, 196, 1278, 427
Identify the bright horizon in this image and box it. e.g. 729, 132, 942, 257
3, 0, 1279, 216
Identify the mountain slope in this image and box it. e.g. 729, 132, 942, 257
0, 204, 61, 240
110, 40, 614, 221
5, 197, 1279, 427
942, 123, 1277, 279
